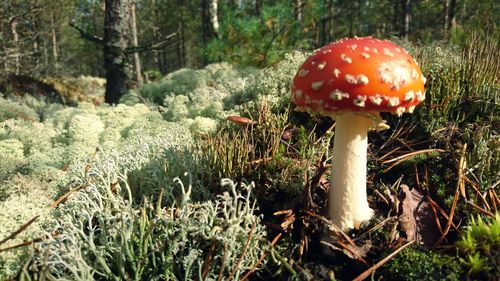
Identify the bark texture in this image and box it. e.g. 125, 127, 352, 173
103, 0, 129, 104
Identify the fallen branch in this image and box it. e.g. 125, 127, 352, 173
0, 215, 39, 247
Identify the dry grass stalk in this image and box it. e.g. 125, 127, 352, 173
435, 143, 467, 246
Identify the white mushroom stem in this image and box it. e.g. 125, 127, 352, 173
327, 112, 374, 230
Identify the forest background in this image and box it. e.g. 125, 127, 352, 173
1, 0, 498, 90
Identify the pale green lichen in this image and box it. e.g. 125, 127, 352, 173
23, 142, 266, 280
0, 54, 312, 278
0, 100, 196, 278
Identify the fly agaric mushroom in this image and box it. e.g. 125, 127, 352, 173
291, 37, 426, 230
226, 115, 258, 127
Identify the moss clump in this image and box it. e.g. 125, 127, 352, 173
458, 214, 500, 280
379, 247, 463, 281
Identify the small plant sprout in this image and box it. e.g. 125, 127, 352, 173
291, 37, 426, 230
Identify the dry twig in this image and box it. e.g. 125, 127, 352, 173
352, 240, 415, 281
0, 215, 39, 248
227, 223, 255, 281
434, 144, 467, 246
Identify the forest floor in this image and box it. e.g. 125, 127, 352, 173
0, 36, 498, 280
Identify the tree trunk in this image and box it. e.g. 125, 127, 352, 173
151, 0, 165, 73
177, 0, 186, 68
294, 0, 303, 22
449, 0, 457, 30
201, 0, 210, 44
443, 0, 450, 35
30, 13, 40, 71
43, 39, 49, 71
50, 11, 59, 65
255, 0, 261, 16
402, 0, 411, 39
9, 17, 20, 74
129, 0, 143, 86
393, 1, 399, 34
209, 0, 219, 37
328, 0, 335, 41
103, 0, 129, 104
1, 26, 8, 72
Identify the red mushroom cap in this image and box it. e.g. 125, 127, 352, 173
291, 37, 426, 116
226, 115, 257, 127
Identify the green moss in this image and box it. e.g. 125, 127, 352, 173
458, 214, 500, 280
379, 247, 463, 281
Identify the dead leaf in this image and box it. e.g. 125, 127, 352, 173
398, 184, 440, 247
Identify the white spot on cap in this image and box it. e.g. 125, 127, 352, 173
361, 52, 370, 59
333, 68, 341, 78
323, 49, 332, 54
407, 106, 416, 113
329, 89, 349, 101
311, 81, 324, 90
404, 91, 415, 102
388, 97, 400, 107
345, 74, 369, 85
357, 75, 369, 85
369, 94, 383, 105
353, 95, 367, 107
295, 90, 303, 99
411, 69, 419, 80
363, 46, 370, 52
345, 74, 357, 84
298, 69, 309, 77
372, 48, 379, 54
395, 48, 402, 53
380, 73, 391, 84
422, 76, 427, 85
395, 107, 405, 116
378, 62, 412, 91
383, 48, 394, 56
349, 44, 358, 50
317, 61, 327, 71
341, 53, 352, 63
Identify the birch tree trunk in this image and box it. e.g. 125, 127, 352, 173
130, 0, 143, 86
294, 0, 302, 22
50, 11, 59, 64
9, 17, 20, 74
209, 0, 219, 37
